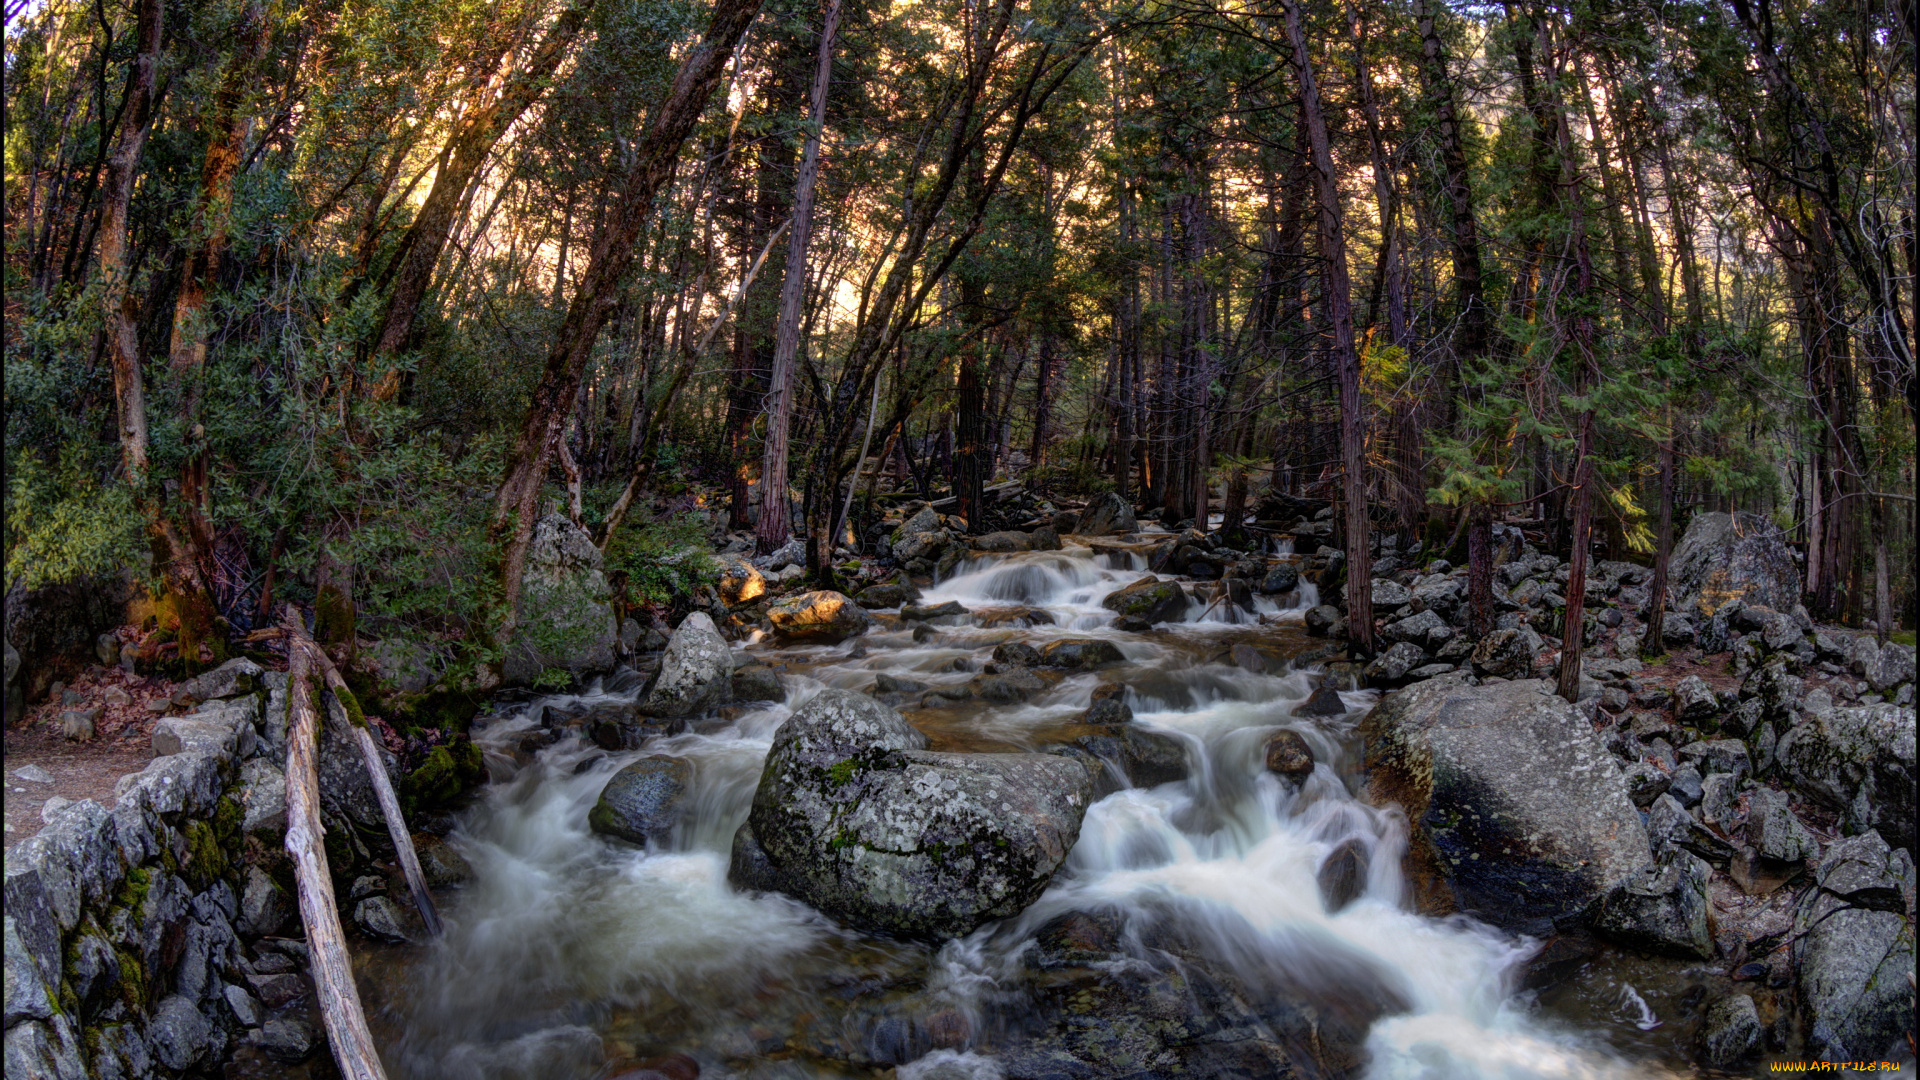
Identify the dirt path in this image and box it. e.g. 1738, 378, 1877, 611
3, 663, 176, 840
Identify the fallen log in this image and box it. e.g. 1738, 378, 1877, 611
287, 620, 444, 938
281, 611, 389, 1080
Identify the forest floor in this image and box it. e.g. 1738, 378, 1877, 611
3, 653, 180, 840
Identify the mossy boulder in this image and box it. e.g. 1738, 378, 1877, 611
404, 740, 485, 811
1100, 578, 1189, 625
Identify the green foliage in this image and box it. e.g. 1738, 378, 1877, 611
604, 514, 719, 608
3, 451, 145, 590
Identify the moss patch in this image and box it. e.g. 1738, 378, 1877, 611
404, 740, 485, 812
179, 818, 227, 889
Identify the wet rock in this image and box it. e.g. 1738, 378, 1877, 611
731, 664, 785, 703
972, 530, 1033, 553
873, 673, 929, 695
1074, 492, 1138, 536
503, 514, 619, 684
1699, 993, 1762, 1068
970, 670, 1045, 704
1318, 839, 1369, 913
640, 612, 733, 717
414, 834, 472, 887
1304, 605, 1344, 638
1258, 563, 1299, 595
1775, 702, 1915, 851
991, 641, 1041, 668
1037, 639, 1124, 671
1747, 787, 1816, 864
901, 601, 970, 623
1362, 641, 1427, 687
1295, 685, 1347, 717
354, 895, 417, 943
1024, 909, 1124, 969
1470, 626, 1541, 678
1082, 683, 1131, 725
1668, 510, 1800, 617
1264, 730, 1315, 777
733, 689, 1094, 939
1030, 526, 1063, 551
855, 582, 920, 609
1361, 678, 1654, 936
1100, 578, 1188, 625
1054, 724, 1187, 794
590, 756, 693, 845
768, 590, 871, 642
1591, 849, 1715, 959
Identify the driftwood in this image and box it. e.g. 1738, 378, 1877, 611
284, 621, 444, 938
281, 613, 389, 1080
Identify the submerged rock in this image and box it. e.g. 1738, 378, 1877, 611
1361, 678, 1653, 936
732, 690, 1093, 939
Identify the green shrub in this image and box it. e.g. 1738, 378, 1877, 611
604, 515, 718, 608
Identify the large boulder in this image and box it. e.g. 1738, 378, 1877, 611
1668, 511, 1800, 617
503, 514, 618, 685
1589, 850, 1714, 959
766, 590, 870, 642
3, 573, 132, 700
730, 690, 1093, 939
640, 612, 732, 717
1074, 492, 1138, 536
1100, 578, 1188, 625
1792, 834, 1916, 1062
1776, 703, 1915, 851
1361, 678, 1654, 935
715, 554, 766, 606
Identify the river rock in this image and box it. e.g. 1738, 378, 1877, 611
731, 663, 785, 702
354, 895, 416, 943
1100, 578, 1188, 624
1296, 685, 1347, 717
767, 590, 870, 642
716, 554, 766, 606
503, 514, 619, 684
1264, 730, 1314, 777
1303, 604, 1344, 638
1668, 511, 1800, 617
1074, 492, 1137, 536
1591, 849, 1714, 959
732, 689, 1093, 939
1775, 702, 1915, 851
1361, 678, 1654, 935
1082, 682, 1131, 725
590, 756, 693, 845
1038, 639, 1124, 670
254, 1019, 316, 1064
640, 612, 732, 717
1318, 838, 1369, 913
1257, 563, 1299, 595
901, 601, 968, 622
991, 642, 1041, 668
1052, 723, 1186, 795
973, 530, 1032, 552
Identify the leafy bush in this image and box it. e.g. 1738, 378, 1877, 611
604, 514, 718, 608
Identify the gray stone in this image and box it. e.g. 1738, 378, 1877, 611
224, 982, 260, 1026
503, 513, 619, 684
1470, 626, 1541, 678
255, 1019, 317, 1064
732, 689, 1092, 939
152, 716, 238, 758
1667, 764, 1704, 807
731, 664, 784, 703
1817, 832, 1902, 910
177, 656, 265, 701
1679, 738, 1751, 780
901, 601, 969, 622
1074, 491, 1138, 536
237, 758, 287, 837
1865, 641, 1916, 693
1622, 761, 1671, 808
1363, 641, 1427, 686
855, 582, 920, 609
1303, 604, 1344, 638
1370, 579, 1412, 608
991, 641, 1042, 668
1667, 511, 1801, 617
1793, 890, 1915, 1061
238, 866, 293, 937
1037, 638, 1124, 670
589, 756, 692, 845
150, 994, 213, 1071
1257, 563, 1299, 595
1295, 685, 1347, 717
1361, 678, 1653, 935
1673, 676, 1718, 723
1591, 850, 1715, 959
354, 895, 416, 943
1699, 772, 1740, 826
1759, 610, 1803, 654
1747, 787, 1817, 863
1384, 609, 1452, 651
3, 914, 53, 1026
640, 612, 733, 717
1264, 730, 1314, 777
1699, 993, 1762, 1067
4, 1015, 86, 1080
13, 764, 52, 784
1776, 702, 1915, 852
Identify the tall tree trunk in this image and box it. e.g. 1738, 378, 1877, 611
1285, 0, 1373, 656
756, 0, 842, 554
491, 0, 765, 659
1644, 409, 1675, 655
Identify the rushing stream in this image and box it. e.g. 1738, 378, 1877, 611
363, 542, 1694, 1080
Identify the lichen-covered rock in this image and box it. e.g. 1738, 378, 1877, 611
1257, 563, 1299, 595
1470, 626, 1540, 678
1747, 787, 1816, 864
1363, 641, 1427, 686
1370, 579, 1412, 608
732, 689, 1092, 939
1361, 678, 1654, 935
1792, 875, 1916, 1062
503, 514, 619, 685
1865, 641, 1917, 694
176, 657, 264, 702
1384, 609, 1451, 651
1264, 730, 1314, 777
1074, 492, 1138, 536
1100, 578, 1188, 624
1304, 605, 1344, 638
1699, 993, 1762, 1068
1673, 676, 1718, 723
1591, 850, 1714, 959
767, 590, 870, 642
1668, 511, 1800, 617
1776, 702, 1915, 851
640, 612, 732, 717
589, 756, 693, 845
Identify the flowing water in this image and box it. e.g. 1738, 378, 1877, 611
363, 542, 1700, 1080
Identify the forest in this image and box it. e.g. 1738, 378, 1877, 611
2, 0, 1915, 1075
